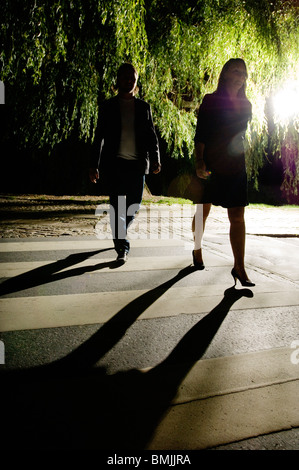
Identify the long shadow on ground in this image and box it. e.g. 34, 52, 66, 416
1, 266, 253, 450
0, 248, 116, 296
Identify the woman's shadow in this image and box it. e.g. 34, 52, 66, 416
1, 265, 253, 450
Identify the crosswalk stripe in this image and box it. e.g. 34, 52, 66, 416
0, 237, 298, 335
0, 287, 298, 332
160, 347, 299, 405
147, 379, 299, 450
1, 236, 299, 450
145, 347, 299, 449
0, 238, 187, 252
0, 253, 228, 278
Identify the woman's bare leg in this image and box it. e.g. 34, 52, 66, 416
192, 203, 211, 264
227, 206, 251, 281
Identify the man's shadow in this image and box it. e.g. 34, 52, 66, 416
1, 266, 253, 450
0, 248, 118, 296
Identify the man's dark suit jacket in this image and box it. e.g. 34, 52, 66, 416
90, 96, 160, 176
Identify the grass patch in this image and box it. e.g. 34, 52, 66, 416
142, 196, 193, 205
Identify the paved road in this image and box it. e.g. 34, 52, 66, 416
0, 206, 299, 451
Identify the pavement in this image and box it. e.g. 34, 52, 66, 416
0, 196, 299, 451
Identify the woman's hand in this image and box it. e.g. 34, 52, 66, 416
194, 142, 210, 179
196, 162, 211, 180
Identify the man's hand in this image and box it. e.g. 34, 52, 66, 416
152, 162, 161, 174
89, 168, 99, 183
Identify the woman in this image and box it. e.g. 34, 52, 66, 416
192, 58, 255, 287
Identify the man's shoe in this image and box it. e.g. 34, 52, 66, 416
116, 251, 127, 263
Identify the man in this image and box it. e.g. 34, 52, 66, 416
89, 63, 161, 262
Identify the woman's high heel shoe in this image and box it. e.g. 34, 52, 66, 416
231, 268, 255, 287
192, 250, 205, 270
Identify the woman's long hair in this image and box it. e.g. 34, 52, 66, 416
215, 58, 248, 99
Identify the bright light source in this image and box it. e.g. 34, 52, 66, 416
273, 80, 299, 122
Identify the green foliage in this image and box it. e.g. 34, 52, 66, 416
1, 0, 299, 196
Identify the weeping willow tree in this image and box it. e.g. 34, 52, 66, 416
1, 0, 298, 198
142, 0, 299, 199
0, 0, 148, 147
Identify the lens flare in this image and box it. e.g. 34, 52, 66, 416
273, 80, 299, 122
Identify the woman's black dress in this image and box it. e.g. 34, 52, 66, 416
194, 92, 252, 208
